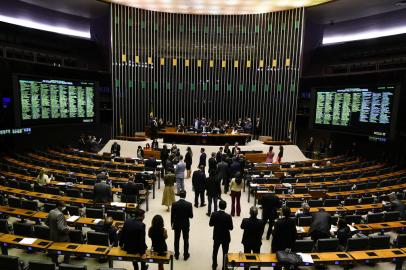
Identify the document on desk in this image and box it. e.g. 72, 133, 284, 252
297, 253, 313, 264
349, 225, 357, 232
93, 219, 102, 224
296, 226, 305, 233
67, 216, 80, 222
19, 238, 37, 245
111, 202, 126, 207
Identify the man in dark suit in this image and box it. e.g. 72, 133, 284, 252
121, 174, 140, 203
206, 172, 221, 216
209, 200, 233, 270
309, 208, 332, 241
171, 190, 193, 260
111, 142, 121, 157
144, 157, 157, 170
260, 186, 282, 240
216, 157, 229, 194
208, 152, 217, 175
253, 117, 261, 140
192, 165, 206, 207
160, 145, 169, 174
389, 192, 406, 219
231, 142, 240, 156
120, 209, 148, 270
216, 147, 223, 163
271, 206, 297, 252
199, 148, 207, 172
241, 206, 264, 258
94, 179, 112, 203
47, 201, 71, 264
229, 157, 241, 178
96, 171, 109, 182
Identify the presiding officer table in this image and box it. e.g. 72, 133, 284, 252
158, 130, 251, 145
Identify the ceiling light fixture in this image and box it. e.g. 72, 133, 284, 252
0, 14, 90, 39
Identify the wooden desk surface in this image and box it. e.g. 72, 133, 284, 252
108, 247, 172, 261
0, 234, 52, 249
349, 249, 406, 260
309, 252, 353, 262
75, 244, 110, 255
47, 242, 81, 253
0, 205, 37, 217
227, 253, 262, 263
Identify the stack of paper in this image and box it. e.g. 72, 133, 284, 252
19, 238, 37, 245
93, 219, 102, 224
67, 216, 80, 222
297, 253, 313, 264
111, 202, 126, 207
296, 226, 305, 233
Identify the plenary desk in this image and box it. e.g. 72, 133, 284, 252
0, 233, 52, 255
108, 247, 173, 270
349, 249, 406, 269
158, 131, 251, 145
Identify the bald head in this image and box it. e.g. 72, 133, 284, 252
249, 206, 258, 218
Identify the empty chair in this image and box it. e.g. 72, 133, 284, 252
46, 187, 60, 195
308, 200, 323, 207
7, 179, 18, 188
384, 211, 400, 222
344, 198, 359, 206
0, 219, 10, 233
8, 197, 21, 208
87, 231, 109, 246
360, 197, 375, 204
28, 261, 56, 270
33, 185, 47, 193
369, 235, 391, 249
366, 213, 384, 223
293, 187, 308, 194
43, 203, 56, 213
394, 234, 406, 248
66, 205, 80, 216
106, 210, 125, 221
286, 201, 302, 208
85, 208, 104, 219
344, 215, 362, 224
58, 264, 87, 270
13, 222, 33, 237
21, 200, 38, 211
69, 229, 84, 244
33, 225, 50, 240
82, 179, 96, 186
18, 181, 32, 191
82, 190, 93, 199
317, 238, 339, 252
345, 237, 369, 251
324, 199, 340, 207
275, 188, 288, 194
293, 240, 314, 253
298, 216, 313, 227
65, 189, 81, 198
0, 254, 22, 270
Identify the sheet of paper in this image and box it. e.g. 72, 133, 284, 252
56, 182, 66, 186
111, 202, 126, 207
296, 226, 305, 233
297, 253, 313, 263
349, 225, 357, 232
93, 219, 102, 224
19, 238, 37, 245
67, 215, 80, 222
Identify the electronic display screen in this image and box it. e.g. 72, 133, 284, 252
311, 85, 398, 139
16, 76, 96, 125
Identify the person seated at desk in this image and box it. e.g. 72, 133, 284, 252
295, 202, 312, 219
336, 218, 354, 249
121, 174, 140, 203
94, 178, 113, 203
309, 208, 332, 241
151, 139, 159, 150
265, 146, 275, 163
35, 168, 54, 186
111, 141, 121, 157
96, 216, 118, 246
137, 146, 144, 159
231, 127, 239, 135
388, 192, 406, 219
145, 143, 151, 150
177, 124, 185, 133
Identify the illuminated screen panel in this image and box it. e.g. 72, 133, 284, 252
312, 85, 397, 139
18, 77, 95, 125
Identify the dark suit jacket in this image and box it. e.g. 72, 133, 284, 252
391, 200, 406, 219
145, 158, 157, 169
47, 208, 70, 242
208, 157, 217, 173
120, 219, 147, 254
209, 210, 233, 243
199, 153, 207, 167
111, 144, 121, 156
241, 217, 264, 248
309, 211, 332, 236
260, 193, 282, 219
121, 181, 140, 203
192, 170, 206, 192
215, 152, 223, 163
206, 176, 221, 197
171, 199, 193, 230
230, 161, 241, 177
216, 161, 229, 180
94, 182, 112, 203
271, 217, 297, 252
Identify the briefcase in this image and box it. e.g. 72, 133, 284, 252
276, 250, 303, 266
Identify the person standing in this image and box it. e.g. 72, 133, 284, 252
309, 208, 332, 242
254, 117, 261, 140
171, 190, 193, 261
230, 173, 243, 217
271, 206, 297, 270
151, 139, 159, 150
231, 143, 240, 156
162, 168, 176, 211
216, 147, 223, 163
137, 146, 144, 159
208, 152, 217, 176
185, 147, 193, 179
216, 157, 229, 194
192, 165, 206, 208
275, 145, 284, 164
94, 178, 113, 203
210, 200, 233, 270
160, 145, 169, 174
241, 206, 264, 269
175, 155, 186, 194
260, 186, 282, 240
149, 215, 168, 270
120, 209, 148, 270
121, 174, 140, 203
199, 148, 207, 172
46, 201, 71, 264
206, 172, 221, 216
111, 142, 121, 157
265, 146, 275, 163
224, 143, 232, 157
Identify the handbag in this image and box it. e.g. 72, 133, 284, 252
276, 250, 303, 266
